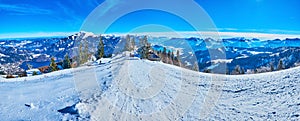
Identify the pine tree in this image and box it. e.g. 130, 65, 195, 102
163, 47, 167, 55
27, 63, 32, 70
157, 50, 161, 57
145, 43, 151, 59
167, 51, 171, 64
140, 44, 150, 59
131, 36, 135, 51
277, 59, 284, 70
125, 34, 131, 51
193, 61, 199, 71
254, 69, 258, 73
138, 48, 143, 59
62, 53, 71, 69
96, 35, 104, 60
32, 71, 38, 76
144, 36, 148, 45
176, 50, 181, 66
171, 52, 174, 64
138, 36, 150, 59
204, 68, 211, 73
79, 43, 84, 64
270, 62, 274, 71
226, 69, 230, 75
176, 50, 180, 59
140, 36, 148, 46
241, 67, 245, 74
162, 47, 167, 63
50, 57, 57, 72
139, 36, 143, 46
233, 65, 241, 75
84, 40, 89, 62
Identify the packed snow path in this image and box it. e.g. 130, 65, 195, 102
1, 55, 300, 120
73, 55, 300, 120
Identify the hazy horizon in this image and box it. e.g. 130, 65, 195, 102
1, 31, 300, 41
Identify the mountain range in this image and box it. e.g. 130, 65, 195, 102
0, 31, 299, 74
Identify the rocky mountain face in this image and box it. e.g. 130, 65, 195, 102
0, 32, 120, 74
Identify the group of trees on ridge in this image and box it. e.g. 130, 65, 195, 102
77, 35, 105, 65
155, 47, 182, 67
123, 35, 183, 67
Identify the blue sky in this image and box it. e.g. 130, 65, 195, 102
0, 0, 299, 38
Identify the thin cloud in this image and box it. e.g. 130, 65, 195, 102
55, 1, 83, 29
210, 28, 300, 36
0, 3, 53, 15
0, 32, 77, 39
125, 31, 300, 40
96, 0, 123, 16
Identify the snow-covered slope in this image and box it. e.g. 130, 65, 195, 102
0, 69, 80, 120
1, 55, 300, 120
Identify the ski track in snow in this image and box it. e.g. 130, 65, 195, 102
1, 55, 300, 120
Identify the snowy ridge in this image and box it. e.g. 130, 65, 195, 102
78, 56, 300, 120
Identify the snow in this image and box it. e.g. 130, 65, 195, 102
26, 69, 42, 76
248, 51, 272, 55
80, 31, 98, 39
0, 53, 9, 57
32, 54, 41, 58
185, 61, 192, 66
207, 63, 220, 70
1, 55, 300, 120
59, 48, 65, 51
0, 69, 79, 120
236, 54, 249, 59
94, 58, 112, 65
211, 59, 233, 64
270, 52, 280, 57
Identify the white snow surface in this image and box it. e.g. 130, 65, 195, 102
248, 51, 272, 55
211, 59, 233, 64
0, 53, 8, 57
1, 55, 300, 120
